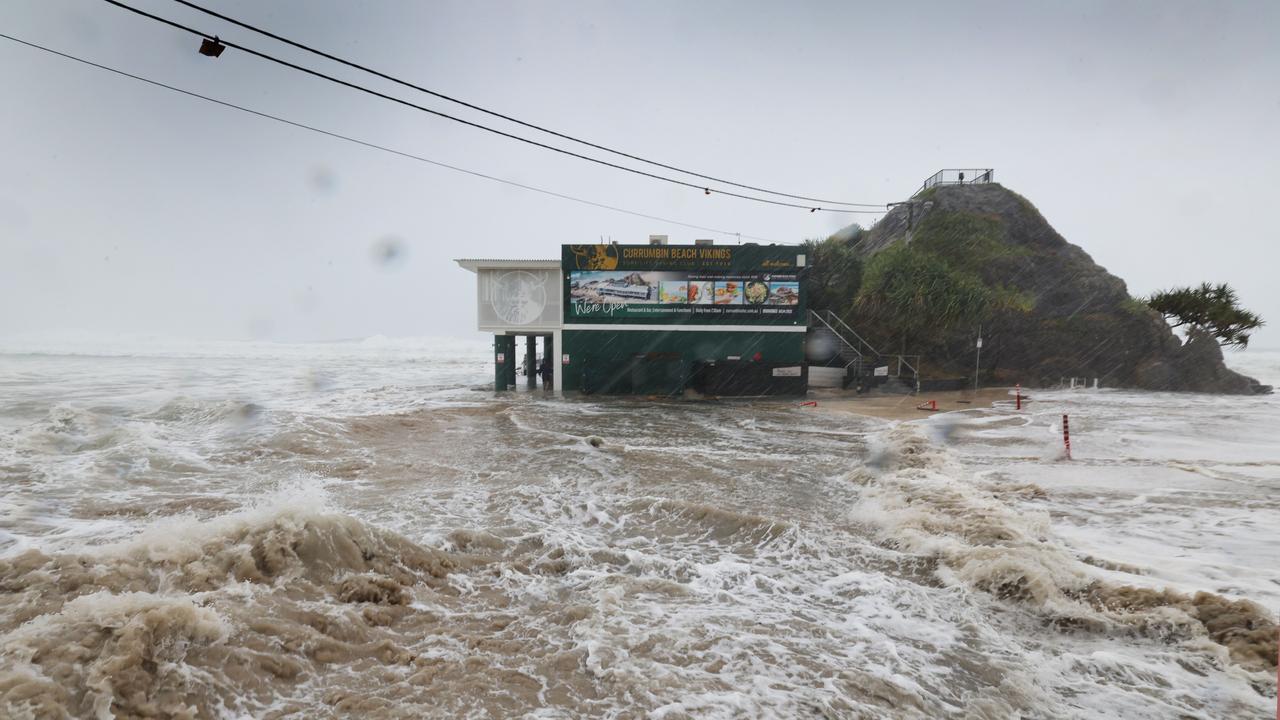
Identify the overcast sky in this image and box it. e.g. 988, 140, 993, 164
2, 0, 1276, 346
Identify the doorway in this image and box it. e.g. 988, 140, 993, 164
510, 334, 553, 391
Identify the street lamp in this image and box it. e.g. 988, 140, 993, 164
199, 37, 226, 57
886, 201, 915, 244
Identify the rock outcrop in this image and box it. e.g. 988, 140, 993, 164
852, 183, 1268, 394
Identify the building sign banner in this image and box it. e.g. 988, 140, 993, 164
563, 244, 804, 325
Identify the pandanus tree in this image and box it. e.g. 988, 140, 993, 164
1146, 283, 1264, 349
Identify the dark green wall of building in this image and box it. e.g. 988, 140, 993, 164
561, 329, 804, 395
493, 335, 517, 390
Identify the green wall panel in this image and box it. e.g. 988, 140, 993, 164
561, 330, 804, 394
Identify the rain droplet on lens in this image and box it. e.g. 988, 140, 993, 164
371, 236, 407, 269
309, 165, 337, 193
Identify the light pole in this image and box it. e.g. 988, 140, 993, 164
974, 325, 982, 392
885, 201, 915, 244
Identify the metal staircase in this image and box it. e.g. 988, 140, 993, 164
807, 310, 921, 392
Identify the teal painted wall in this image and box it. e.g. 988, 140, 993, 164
494, 335, 516, 390
561, 329, 804, 394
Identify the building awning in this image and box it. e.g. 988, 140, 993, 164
455, 258, 560, 273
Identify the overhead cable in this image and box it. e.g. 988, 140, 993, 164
168, 0, 884, 209
98, 0, 881, 214
0, 33, 798, 243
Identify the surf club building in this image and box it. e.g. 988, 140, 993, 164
456, 240, 809, 396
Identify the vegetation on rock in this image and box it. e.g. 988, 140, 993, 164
802, 228, 864, 317
806, 207, 1035, 366
854, 244, 990, 350
806, 183, 1268, 393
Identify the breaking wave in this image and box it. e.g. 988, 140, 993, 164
0, 505, 467, 718
849, 425, 1278, 677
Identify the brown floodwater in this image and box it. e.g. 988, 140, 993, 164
0, 345, 1275, 718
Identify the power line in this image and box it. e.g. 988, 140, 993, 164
98, 0, 882, 215
0, 32, 807, 244
167, 0, 884, 209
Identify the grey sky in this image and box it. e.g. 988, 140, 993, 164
2, 0, 1276, 345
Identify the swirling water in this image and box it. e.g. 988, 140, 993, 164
0, 337, 1275, 718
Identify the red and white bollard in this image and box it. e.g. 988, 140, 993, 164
1062, 414, 1072, 460
1015, 383, 1022, 410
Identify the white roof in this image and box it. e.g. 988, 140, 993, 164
454, 258, 560, 273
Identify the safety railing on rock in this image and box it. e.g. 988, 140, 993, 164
915, 169, 994, 196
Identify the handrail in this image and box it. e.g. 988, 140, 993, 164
808, 310, 865, 363
886, 353, 922, 394
892, 354, 920, 378
809, 311, 923, 392
825, 311, 881, 358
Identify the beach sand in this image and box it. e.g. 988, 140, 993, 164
808, 386, 1019, 421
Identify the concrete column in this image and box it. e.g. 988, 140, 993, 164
552, 329, 563, 395
525, 336, 537, 388
507, 339, 517, 387
494, 335, 514, 391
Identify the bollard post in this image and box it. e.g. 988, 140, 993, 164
1062, 414, 1072, 460
1016, 383, 1022, 410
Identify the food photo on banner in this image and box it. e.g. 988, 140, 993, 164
562, 244, 805, 324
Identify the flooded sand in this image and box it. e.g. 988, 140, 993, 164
813, 386, 1016, 422
0, 340, 1276, 718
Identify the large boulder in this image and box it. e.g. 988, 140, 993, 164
853, 183, 1268, 394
